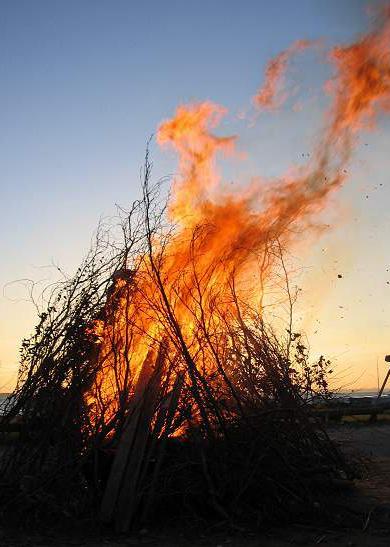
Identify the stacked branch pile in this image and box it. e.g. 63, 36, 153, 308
0, 156, 350, 530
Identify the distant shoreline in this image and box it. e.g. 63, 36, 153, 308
1, 390, 390, 401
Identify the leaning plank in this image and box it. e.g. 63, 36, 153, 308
141, 372, 184, 521
100, 347, 158, 523
115, 344, 166, 532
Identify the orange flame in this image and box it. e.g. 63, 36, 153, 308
157, 102, 236, 223
326, 15, 390, 140
89, 11, 390, 428
254, 39, 314, 111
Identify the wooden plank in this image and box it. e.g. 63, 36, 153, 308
115, 345, 166, 532
141, 373, 184, 521
100, 347, 158, 523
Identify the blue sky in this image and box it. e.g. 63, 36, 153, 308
1, 0, 389, 390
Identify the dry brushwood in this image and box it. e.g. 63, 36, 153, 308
0, 149, 351, 529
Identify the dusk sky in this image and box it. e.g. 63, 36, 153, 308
1, 0, 389, 391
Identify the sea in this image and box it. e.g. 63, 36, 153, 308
343, 390, 390, 398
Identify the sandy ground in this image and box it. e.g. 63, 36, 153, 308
1, 523, 390, 547
1, 422, 390, 546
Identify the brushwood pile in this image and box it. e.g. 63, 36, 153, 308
0, 161, 351, 531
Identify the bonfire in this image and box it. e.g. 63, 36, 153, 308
1, 9, 390, 532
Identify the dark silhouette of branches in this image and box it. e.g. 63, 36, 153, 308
0, 147, 347, 528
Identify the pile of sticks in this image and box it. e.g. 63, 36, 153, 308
0, 153, 351, 529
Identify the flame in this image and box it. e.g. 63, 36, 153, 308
326, 15, 390, 140
88, 11, 390, 429
157, 102, 236, 222
254, 39, 314, 111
